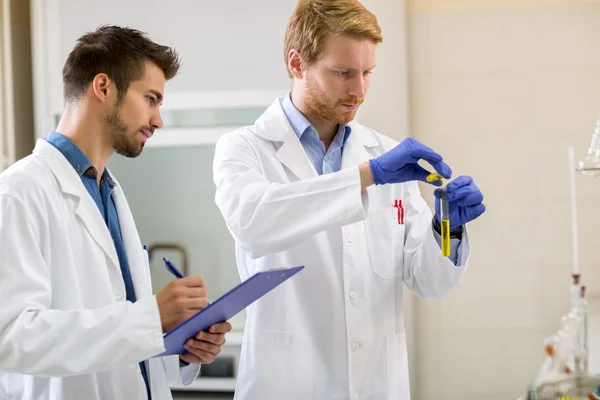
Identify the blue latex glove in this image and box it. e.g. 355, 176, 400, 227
369, 138, 452, 186
434, 175, 486, 230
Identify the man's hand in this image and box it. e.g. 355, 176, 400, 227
368, 137, 452, 186
156, 277, 208, 333
434, 175, 486, 230
179, 322, 233, 364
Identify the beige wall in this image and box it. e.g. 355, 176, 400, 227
409, 0, 600, 12
1, 0, 34, 165
407, 0, 600, 398
9, 0, 33, 161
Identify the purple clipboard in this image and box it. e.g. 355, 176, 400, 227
155, 265, 304, 357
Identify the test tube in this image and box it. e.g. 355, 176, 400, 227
426, 173, 450, 257
440, 186, 450, 257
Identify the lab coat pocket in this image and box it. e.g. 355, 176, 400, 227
240, 329, 313, 400
365, 207, 405, 280
385, 331, 411, 399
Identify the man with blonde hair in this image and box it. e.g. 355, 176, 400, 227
213, 1, 485, 399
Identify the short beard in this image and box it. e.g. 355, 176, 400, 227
105, 103, 143, 158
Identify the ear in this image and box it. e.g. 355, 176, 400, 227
287, 49, 305, 80
91, 73, 114, 103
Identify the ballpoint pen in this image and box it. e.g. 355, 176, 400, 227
163, 257, 185, 279
143, 245, 185, 279
163, 257, 210, 306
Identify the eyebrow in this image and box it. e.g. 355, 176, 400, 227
332, 65, 376, 71
148, 90, 163, 102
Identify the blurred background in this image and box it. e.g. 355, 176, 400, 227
2, 0, 600, 398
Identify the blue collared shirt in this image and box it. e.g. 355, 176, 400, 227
280, 93, 351, 175
44, 131, 152, 399
279, 94, 462, 265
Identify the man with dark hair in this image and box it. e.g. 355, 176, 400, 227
0, 25, 230, 400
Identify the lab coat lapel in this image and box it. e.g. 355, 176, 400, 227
254, 99, 317, 180
275, 139, 317, 180
33, 140, 121, 273
109, 174, 152, 299
341, 123, 379, 169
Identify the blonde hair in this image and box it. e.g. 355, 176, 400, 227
284, 0, 383, 78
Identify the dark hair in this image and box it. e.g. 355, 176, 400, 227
62, 25, 180, 104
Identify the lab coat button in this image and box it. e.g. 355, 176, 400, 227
349, 291, 357, 300
352, 342, 360, 351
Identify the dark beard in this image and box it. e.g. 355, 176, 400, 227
105, 105, 143, 158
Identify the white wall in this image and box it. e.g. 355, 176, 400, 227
33, 0, 298, 137
53, 0, 297, 111
51, 0, 412, 137
407, 0, 600, 398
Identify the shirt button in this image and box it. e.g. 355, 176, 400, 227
114, 289, 123, 300
349, 291, 357, 300
352, 342, 360, 352
354, 394, 359, 400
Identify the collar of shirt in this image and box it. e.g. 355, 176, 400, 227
44, 131, 114, 185
280, 92, 352, 146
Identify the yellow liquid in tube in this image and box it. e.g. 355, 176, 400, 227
441, 219, 450, 257
427, 173, 451, 257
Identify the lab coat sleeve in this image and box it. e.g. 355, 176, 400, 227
162, 356, 200, 387
213, 133, 368, 258
401, 181, 471, 298
0, 194, 165, 376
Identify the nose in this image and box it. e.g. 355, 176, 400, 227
348, 75, 367, 100
151, 109, 164, 130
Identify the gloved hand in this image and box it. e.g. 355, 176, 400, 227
369, 137, 452, 186
434, 175, 486, 230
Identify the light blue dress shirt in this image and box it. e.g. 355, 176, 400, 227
280, 94, 351, 175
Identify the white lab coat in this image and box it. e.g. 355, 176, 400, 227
0, 140, 199, 400
213, 99, 471, 400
